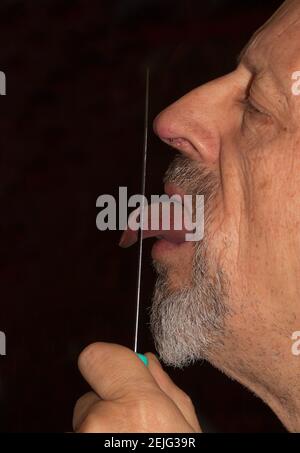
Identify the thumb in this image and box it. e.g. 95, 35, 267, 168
78, 342, 160, 401
145, 353, 201, 432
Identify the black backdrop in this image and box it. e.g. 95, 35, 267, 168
0, 0, 286, 432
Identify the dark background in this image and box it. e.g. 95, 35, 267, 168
0, 0, 286, 432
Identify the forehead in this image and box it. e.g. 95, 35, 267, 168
242, 1, 300, 80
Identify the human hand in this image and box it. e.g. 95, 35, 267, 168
73, 342, 201, 433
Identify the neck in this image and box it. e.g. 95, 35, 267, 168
257, 358, 300, 432
211, 330, 300, 431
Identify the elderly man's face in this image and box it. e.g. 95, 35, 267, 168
151, 0, 300, 426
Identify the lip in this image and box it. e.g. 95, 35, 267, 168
164, 182, 185, 200
151, 236, 192, 261
149, 182, 191, 259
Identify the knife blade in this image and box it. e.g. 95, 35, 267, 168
134, 67, 150, 354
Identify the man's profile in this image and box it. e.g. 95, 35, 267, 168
73, 0, 300, 433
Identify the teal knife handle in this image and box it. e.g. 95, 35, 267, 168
136, 353, 149, 367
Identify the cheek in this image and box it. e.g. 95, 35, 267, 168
247, 155, 295, 234
240, 104, 280, 152
239, 132, 297, 233
205, 212, 242, 285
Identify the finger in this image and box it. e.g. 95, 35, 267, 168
78, 342, 160, 401
145, 353, 201, 432
73, 391, 100, 431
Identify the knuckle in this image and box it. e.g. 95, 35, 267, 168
73, 392, 100, 431
76, 391, 93, 406
77, 413, 100, 433
74, 391, 96, 413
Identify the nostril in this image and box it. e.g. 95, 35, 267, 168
167, 137, 184, 147
162, 136, 199, 158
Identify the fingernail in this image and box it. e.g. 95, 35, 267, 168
149, 353, 160, 363
136, 353, 149, 367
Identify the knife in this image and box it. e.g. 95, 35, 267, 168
134, 67, 150, 363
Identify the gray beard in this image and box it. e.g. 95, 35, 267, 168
150, 155, 229, 368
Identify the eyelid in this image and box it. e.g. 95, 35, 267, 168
238, 71, 266, 114
239, 95, 269, 116
241, 97, 262, 113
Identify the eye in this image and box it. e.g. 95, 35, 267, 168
239, 93, 274, 134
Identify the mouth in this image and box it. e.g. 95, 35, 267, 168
164, 182, 185, 199
118, 183, 194, 252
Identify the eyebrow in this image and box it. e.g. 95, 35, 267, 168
236, 38, 260, 72
235, 29, 291, 109
236, 42, 288, 99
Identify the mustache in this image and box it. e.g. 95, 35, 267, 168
163, 154, 219, 202
163, 154, 219, 224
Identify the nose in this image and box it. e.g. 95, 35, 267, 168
153, 74, 236, 165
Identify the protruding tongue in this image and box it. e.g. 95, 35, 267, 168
119, 199, 194, 248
